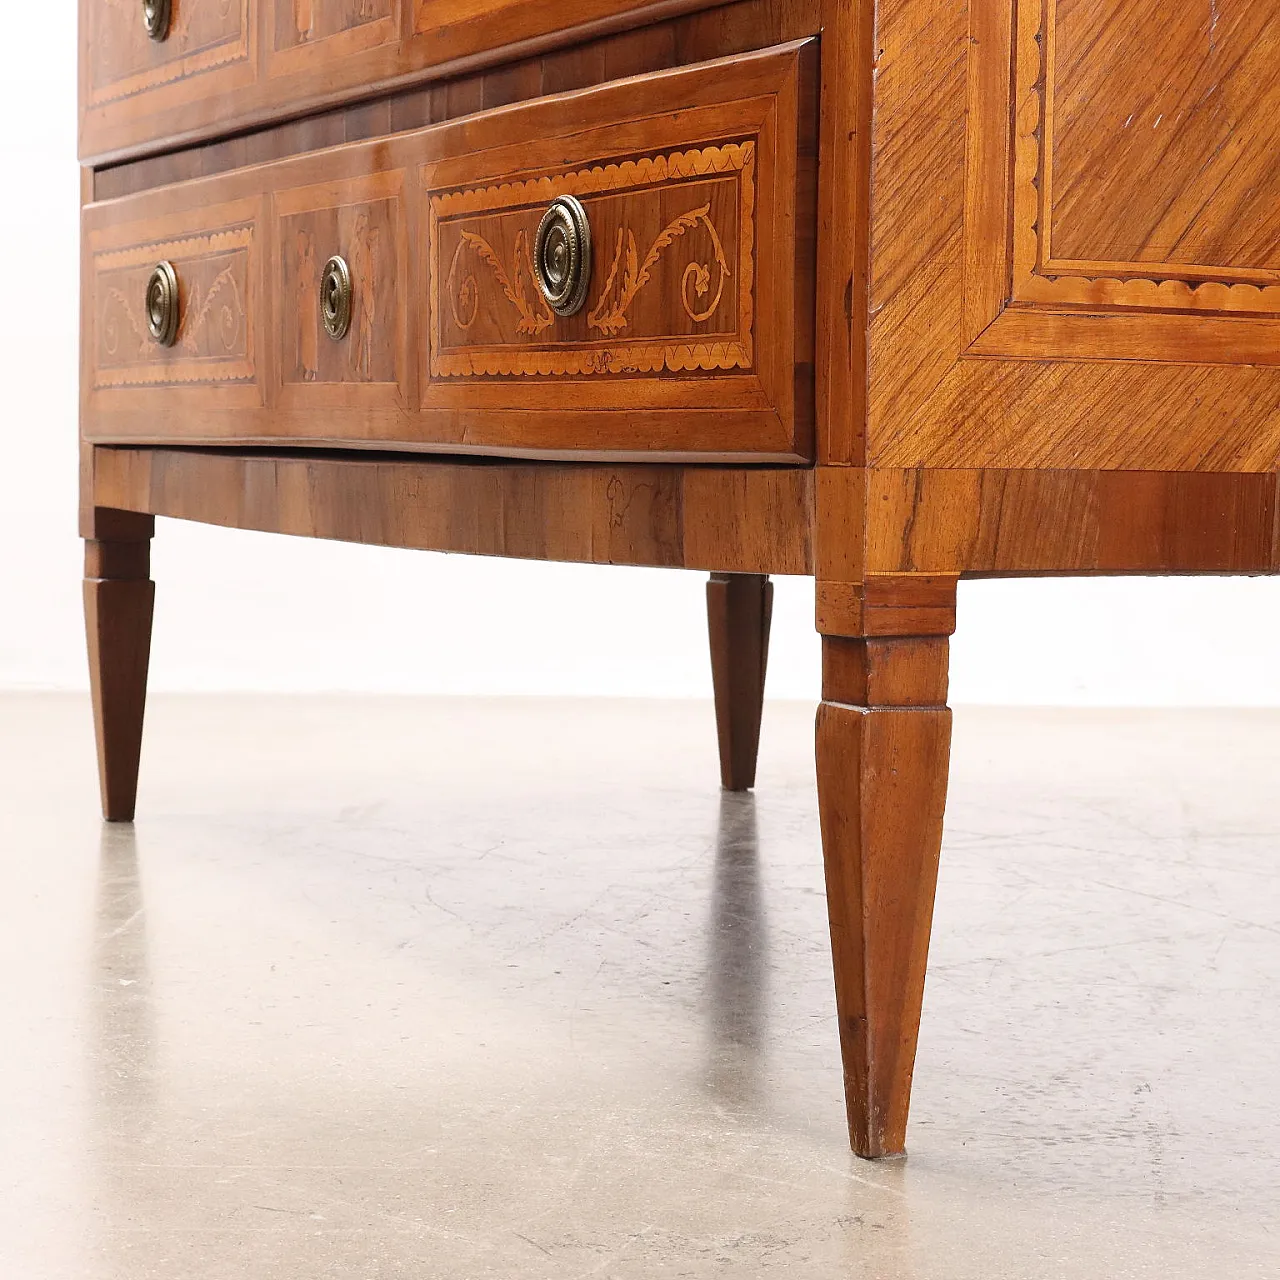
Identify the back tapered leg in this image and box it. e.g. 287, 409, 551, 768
84, 510, 155, 823
707, 573, 773, 791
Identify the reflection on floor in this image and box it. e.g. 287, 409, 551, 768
1, 695, 1277, 1278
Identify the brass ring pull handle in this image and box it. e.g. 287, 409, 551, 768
146, 261, 180, 347
533, 196, 592, 319
321, 255, 353, 341
143, 0, 171, 40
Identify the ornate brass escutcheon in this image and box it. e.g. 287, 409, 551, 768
142, 0, 171, 41
533, 196, 592, 319
145, 261, 180, 347
321, 255, 352, 341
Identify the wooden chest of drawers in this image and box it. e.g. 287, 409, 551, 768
80, 0, 1280, 1162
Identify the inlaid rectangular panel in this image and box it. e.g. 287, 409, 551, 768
957, 0, 1280, 362
429, 147, 752, 377
80, 0, 256, 156
1046, 0, 1280, 273
419, 42, 817, 459
268, 0, 399, 78
275, 171, 410, 409
1006, 0, 1280, 318
84, 197, 263, 412
862, 0, 1280, 476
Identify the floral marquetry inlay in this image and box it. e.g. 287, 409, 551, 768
426, 143, 756, 379
588, 203, 733, 336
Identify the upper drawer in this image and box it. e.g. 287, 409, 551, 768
81, 0, 258, 156
79, 0, 724, 163
83, 42, 816, 462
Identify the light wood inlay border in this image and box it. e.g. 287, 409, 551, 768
426, 143, 756, 379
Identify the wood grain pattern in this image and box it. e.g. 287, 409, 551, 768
85, 0, 252, 107
93, 0, 824, 200
707, 573, 773, 791
1047, 0, 1280, 273
273, 0, 397, 62
1013, 0, 1280, 313
865, 0, 1280, 472
89, 447, 814, 573
865, 468, 1280, 575
816, 575, 959, 641
83, 510, 156, 824
80, 0, 731, 162
85, 196, 263, 409
276, 169, 412, 412
85, 43, 817, 461
817, 632, 952, 1157
429, 146, 752, 376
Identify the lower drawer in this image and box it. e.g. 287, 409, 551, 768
82, 41, 817, 462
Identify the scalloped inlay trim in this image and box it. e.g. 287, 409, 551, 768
1013, 0, 1280, 315
94, 358, 256, 389
97, 226, 253, 272
94, 224, 255, 390
429, 144, 754, 218
89, 0, 249, 108
427, 142, 756, 378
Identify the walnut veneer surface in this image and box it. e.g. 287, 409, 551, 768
81, 0, 1280, 1162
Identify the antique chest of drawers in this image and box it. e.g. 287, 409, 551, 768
81, 0, 1280, 1160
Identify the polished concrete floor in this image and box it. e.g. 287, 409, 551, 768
1, 694, 1277, 1278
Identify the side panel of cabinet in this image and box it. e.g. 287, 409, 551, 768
863, 0, 1280, 474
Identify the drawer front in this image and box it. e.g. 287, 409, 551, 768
868, 0, 1280, 474
418, 43, 816, 457
84, 196, 264, 415
428, 147, 754, 378
81, 0, 256, 153
276, 171, 411, 412
81, 0, 725, 163
82, 43, 816, 461
272, 0, 399, 71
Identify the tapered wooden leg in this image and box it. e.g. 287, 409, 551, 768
817, 632, 953, 1158
707, 573, 773, 791
84, 511, 156, 823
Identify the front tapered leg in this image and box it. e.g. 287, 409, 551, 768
84, 512, 155, 823
707, 573, 773, 791
817, 633, 953, 1158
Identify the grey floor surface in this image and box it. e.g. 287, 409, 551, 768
1, 694, 1277, 1278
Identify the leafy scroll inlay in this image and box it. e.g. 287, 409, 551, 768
446, 229, 554, 335
101, 263, 244, 357
427, 142, 755, 379
587, 204, 731, 336
94, 225, 254, 388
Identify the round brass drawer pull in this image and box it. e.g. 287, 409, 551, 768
146, 260, 180, 347
534, 195, 592, 319
143, 0, 171, 41
321, 255, 353, 341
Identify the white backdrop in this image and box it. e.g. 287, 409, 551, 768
5, 6, 1280, 704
